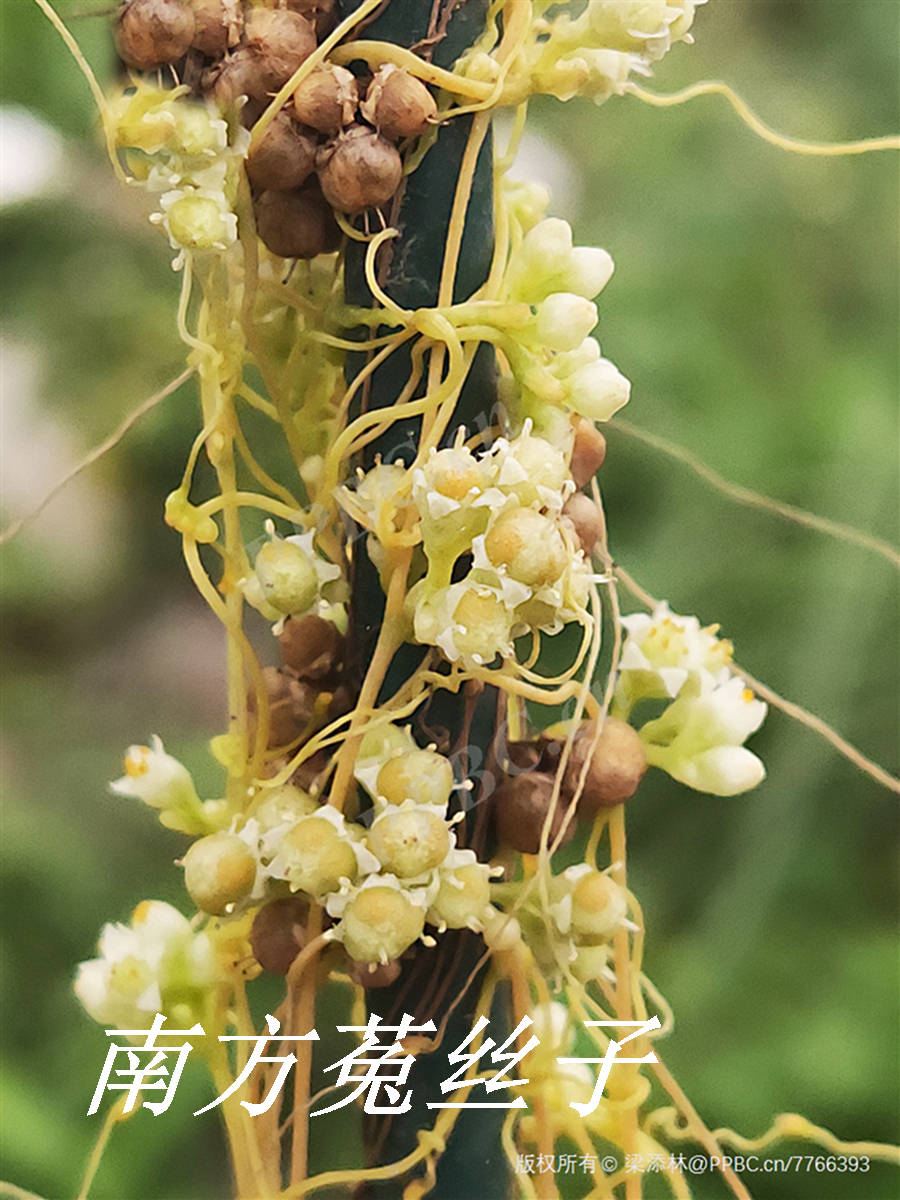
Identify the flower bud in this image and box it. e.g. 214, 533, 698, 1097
278, 815, 357, 896
316, 125, 402, 213
482, 907, 521, 952
561, 719, 647, 813
255, 537, 318, 615
182, 832, 257, 915
561, 492, 603, 557
449, 586, 513, 667
535, 293, 598, 352
293, 65, 359, 135
367, 808, 450, 877
278, 613, 344, 680
569, 416, 607, 486
484, 507, 568, 588
249, 783, 319, 830
566, 357, 630, 423
339, 884, 425, 963
569, 869, 628, 939
375, 749, 454, 809
164, 194, 233, 250
250, 896, 308, 974
244, 8, 317, 95
360, 65, 437, 140
571, 941, 611, 983
253, 186, 339, 259
567, 246, 614, 300
246, 111, 317, 192
348, 957, 402, 988
493, 773, 575, 855
190, 0, 242, 57
428, 862, 491, 930
115, 0, 194, 71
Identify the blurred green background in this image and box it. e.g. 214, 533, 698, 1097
1, 2, 897, 1197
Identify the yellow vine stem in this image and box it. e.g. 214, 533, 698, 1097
0, 1186, 48, 1200
610, 419, 900, 570
0, 366, 194, 548
328, 41, 494, 103
710, 1114, 900, 1164
31, 0, 125, 181
614, 563, 900, 796
625, 81, 900, 156
74, 1096, 128, 1200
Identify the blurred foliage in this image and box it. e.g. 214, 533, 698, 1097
1, 1, 897, 1198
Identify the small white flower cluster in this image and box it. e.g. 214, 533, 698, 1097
75, 901, 221, 1033
111, 82, 248, 261
460, 0, 703, 106
239, 522, 345, 632
110, 735, 228, 834
495, 210, 630, 438
617, 603, 767, 796
347, 427, 596, 671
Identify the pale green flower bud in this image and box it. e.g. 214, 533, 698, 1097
567, 246, 615, 299
338, 882, 425, 964
375, 749, 454, 809
249, 784, 319, 832
254, 537, 319, 616
503, 178, 551, 233
165, 194, 234, 250
276, 815, 357, 897
428, 860, 492, 930
564, 355, 631, 422
534, 293, 598, 351
182, 832, 257, 915
484, 506, 568, 587
569, 868, 628, 939
367, 806, 451, 877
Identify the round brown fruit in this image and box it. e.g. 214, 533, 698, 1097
244, 8, 316, 95
360, 65, 437, 140
562, 718, 647, 814
115, 0, 194, 70
278, 613, 344, 680
190, 0, 242, 57
493, 772, 575, 855
293, 65, 359, 135
250, 897, 308, 974
246, 110, 317, 191
570, 417, 607, 488
316, 125, 402, 214
253, 186, 339, 259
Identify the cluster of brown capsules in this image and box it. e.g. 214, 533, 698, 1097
115, 0, 438, 258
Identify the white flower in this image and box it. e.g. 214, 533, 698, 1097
506, 218, 615, 304
534, 293, 598, 352
74, 901, 220, 1033
616, 602, 735, 708
110, 736, 199, 813
640, 675, 767, 796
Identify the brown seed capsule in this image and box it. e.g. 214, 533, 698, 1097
248, 666, 316, 748
293, 65, 359, 135
505, 740, 541, 773
285, 0, 339, 39
493, 772, 575, 855
278, 613, 344, 679
562, 492, 603, 557
570, 417, 607, 488
348, 957, 402, 988
250, 896, 309, 974
246, 110, 317, 191
244, 7, 316, 95
561, 718, 647, 814
360, 64, 437, 140
204, 47, 269, 118
316, 124, 402, 213
115, 0, 195, 70
190, 0, 242, 57
291, 746, 331, 792
253, 186, 339, 259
